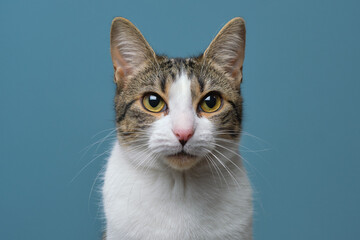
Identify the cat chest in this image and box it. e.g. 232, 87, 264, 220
105, 183, 250, 239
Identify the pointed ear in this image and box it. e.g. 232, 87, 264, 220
204, 17, 246, 84
110, 17, 156, 85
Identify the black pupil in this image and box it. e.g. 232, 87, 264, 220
204, 95, 217, 108
149, 95, 160, 108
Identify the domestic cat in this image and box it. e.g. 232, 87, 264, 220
102, 17, 252, 240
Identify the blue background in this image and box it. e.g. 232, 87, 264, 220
1, 0, 359, 239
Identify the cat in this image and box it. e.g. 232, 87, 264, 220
102, 17, 252, 240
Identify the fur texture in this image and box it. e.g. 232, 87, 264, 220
103, 17, 252, 239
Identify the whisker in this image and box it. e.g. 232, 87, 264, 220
71, 148, 111, 183
90, 127, 117, 140
204, 154, 222, 186
214, 143, 266, 181
239, 144, 271, 155
207, 150, 241, 190
120, 138, 149, 145
94, 128, 120, 153
241, 131, 269, 144
143, 152, 160, 175
133, 149, 155, 171
80, 132, 117, 159
88, 165, 106, 213
212, 147, 246, 176
215, 136, 270, 155
213, 143, 245, 162
204, 150, 230, 189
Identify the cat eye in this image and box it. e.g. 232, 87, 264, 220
142, 93, 166, 113
199, 93, 222, 113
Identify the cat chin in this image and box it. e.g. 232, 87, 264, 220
164, 152, 200, 170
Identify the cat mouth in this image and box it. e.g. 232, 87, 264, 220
167, 150, 196, 158
165, 151, 199, 170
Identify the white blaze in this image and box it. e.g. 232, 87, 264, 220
168, 73, 195, 132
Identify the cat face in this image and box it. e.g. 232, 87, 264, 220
110, 18, 246, 170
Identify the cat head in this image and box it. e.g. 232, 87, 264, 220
110, 17, 246, 170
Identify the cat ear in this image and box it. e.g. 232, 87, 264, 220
110, 17, 156, 85
204, 17, 246, 84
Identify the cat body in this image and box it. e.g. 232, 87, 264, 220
103, 17, 252, 239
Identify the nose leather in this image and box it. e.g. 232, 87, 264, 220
173, 128, 194, 146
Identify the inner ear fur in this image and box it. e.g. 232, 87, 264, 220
204, 17, 246, 84
110, 17, 156, 86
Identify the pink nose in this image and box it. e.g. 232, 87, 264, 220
173, 128, 194, 146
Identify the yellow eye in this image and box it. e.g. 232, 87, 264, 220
199, 93, 222, 113
142, 93, 166, 113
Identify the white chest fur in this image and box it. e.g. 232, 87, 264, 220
103, 143, 253, 240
